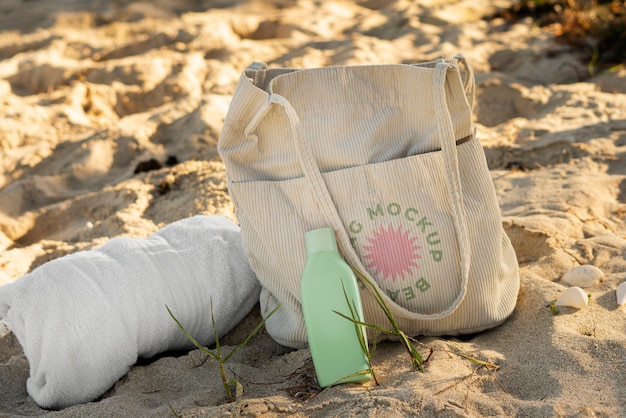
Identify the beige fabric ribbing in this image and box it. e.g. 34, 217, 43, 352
219, 55, 520, 348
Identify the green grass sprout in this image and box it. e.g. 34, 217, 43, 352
168, 402, 181, 417
166, 299, 280, 403
330, 282, 378, 386
550, 300, 559, 315
347, 266, 424, 372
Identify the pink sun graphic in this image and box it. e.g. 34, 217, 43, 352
362, 224, 422, 282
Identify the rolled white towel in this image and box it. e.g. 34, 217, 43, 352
0, 215, 260, 409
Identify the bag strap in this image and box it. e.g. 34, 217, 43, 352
258, 57, 472, 320
456, 53, 475, 108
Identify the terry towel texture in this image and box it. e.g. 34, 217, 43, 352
0, 215, 260, 409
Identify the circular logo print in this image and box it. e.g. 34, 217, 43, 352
362, 224, 422, 283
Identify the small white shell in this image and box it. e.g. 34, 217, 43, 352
555, 286, 589, 309
617, 282, 626, 306
562, 265, 604, 288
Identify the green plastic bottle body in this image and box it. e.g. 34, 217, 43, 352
300, 228, 371, 388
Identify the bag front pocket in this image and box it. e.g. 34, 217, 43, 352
230, 139, 480, 317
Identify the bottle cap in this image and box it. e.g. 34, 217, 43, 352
304, 228, 338, 256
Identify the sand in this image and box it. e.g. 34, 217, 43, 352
1, 0, 625, 416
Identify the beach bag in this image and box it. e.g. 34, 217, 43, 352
218, 55, 520, 348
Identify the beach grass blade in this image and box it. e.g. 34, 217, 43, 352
350, 266, 424, 371
166, 300, 280, 402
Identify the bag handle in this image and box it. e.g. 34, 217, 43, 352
457, 54, 475, 109
257, 57, 472, 320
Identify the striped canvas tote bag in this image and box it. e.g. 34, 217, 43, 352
218, 55, 520, 348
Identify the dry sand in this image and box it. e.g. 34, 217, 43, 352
1, 0, 625, 416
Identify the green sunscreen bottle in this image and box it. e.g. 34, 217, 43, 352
300, 228, 371, 387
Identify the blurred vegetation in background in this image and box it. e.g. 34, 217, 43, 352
500, 0, 625, 75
